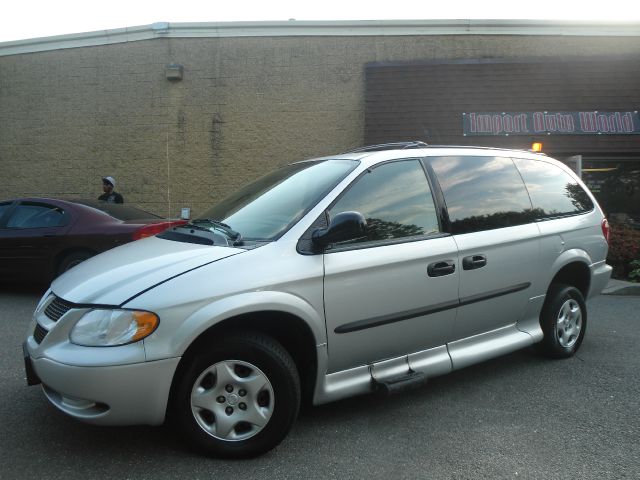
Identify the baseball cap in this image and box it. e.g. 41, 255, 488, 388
102, 176, 116, 188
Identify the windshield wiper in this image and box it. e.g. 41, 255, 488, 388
189, 219, 243, 246
180, 223, 213, 233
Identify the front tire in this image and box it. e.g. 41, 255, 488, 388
537, 284, 587, 358
171, 332, 300, 458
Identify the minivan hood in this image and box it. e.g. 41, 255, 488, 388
52, 236, 242, 305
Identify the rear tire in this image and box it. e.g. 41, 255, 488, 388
57, 251, 93, 276
171, 332, 300, 458
537, 284, 587, 358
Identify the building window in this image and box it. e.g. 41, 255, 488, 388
582, 159, 640, 228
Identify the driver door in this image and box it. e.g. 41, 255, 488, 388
0, 201, 69, 278
322, 159, 460, 373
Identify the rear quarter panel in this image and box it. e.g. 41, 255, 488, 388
535, 209, 608, 295
63, 207, 147, 255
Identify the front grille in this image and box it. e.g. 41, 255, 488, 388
44, 296, 75, 322
33, 323, 48, 344
34, 296, 76, 344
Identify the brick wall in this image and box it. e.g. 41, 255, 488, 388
1, 34, 639, 216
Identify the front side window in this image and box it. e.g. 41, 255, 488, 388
429, 156, 533, 234
6, 203, 65, 229
514, 158, 594, 219
328, 159, 440, 246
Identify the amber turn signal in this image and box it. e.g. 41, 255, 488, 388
131, 311, 160, 341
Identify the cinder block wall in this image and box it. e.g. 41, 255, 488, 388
1, 34, 638, 216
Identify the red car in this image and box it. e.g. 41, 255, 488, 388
0, 198, 186, 283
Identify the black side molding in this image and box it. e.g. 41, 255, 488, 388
334, 282, 531, 334
334, 300, 459, 334
459, 282, 531, 307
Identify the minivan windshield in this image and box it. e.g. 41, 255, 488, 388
197, 159, 358, 241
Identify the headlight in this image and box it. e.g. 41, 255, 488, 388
70, 309, 159, 347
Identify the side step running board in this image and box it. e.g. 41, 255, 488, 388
373, 371, 427, 396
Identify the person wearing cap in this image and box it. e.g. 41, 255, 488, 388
98, 176, 124, 204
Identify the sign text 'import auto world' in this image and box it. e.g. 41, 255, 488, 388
463, 111, 640, 136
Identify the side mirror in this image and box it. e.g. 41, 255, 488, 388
312, 211, 366, 250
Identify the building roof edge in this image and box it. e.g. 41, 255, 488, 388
1, 19, 639, 56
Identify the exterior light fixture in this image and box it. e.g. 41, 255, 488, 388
165, 64, 183, 81
531, 142, 543, 152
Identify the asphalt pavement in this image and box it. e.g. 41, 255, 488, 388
1, 286, 638, 480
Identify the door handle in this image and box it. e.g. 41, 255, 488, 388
462, 254, 487, 270
427, 260, 456, 277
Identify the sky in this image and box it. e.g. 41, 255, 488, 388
2, 0, 640, 43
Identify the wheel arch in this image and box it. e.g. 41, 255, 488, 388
54, 247, 97, 276
547, 249, 592, 299
168, 310, 319, 409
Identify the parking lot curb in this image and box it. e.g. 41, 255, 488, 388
602, 279, 640, 296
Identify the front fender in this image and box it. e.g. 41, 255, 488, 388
143, 290, 326, 362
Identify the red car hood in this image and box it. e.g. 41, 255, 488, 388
51, 236, 242, 305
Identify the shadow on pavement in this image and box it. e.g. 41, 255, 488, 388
0, 281, 48, 296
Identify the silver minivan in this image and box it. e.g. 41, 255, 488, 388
24, 143, 612, 457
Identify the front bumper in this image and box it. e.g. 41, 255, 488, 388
30, 355, 180, 426
25, 292, 181, 426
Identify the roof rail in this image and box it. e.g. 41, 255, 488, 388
342, 141, 428, 154
424, 144, 516, 151
340, 142, 548, 156
425, 145, 548, 155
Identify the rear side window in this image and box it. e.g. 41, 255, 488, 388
328, 159, 440, 245
6, 203, 66, 228
429, 156, 533, 234
513, 158, 594, 219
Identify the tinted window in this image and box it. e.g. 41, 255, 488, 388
514, 158, 594, 219
7, 203, 65, 228
430, 156, 533, 234
328, 159, 440, 245
0, 202, 12, 223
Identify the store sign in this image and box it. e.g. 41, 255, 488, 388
463, 111, 640, 136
